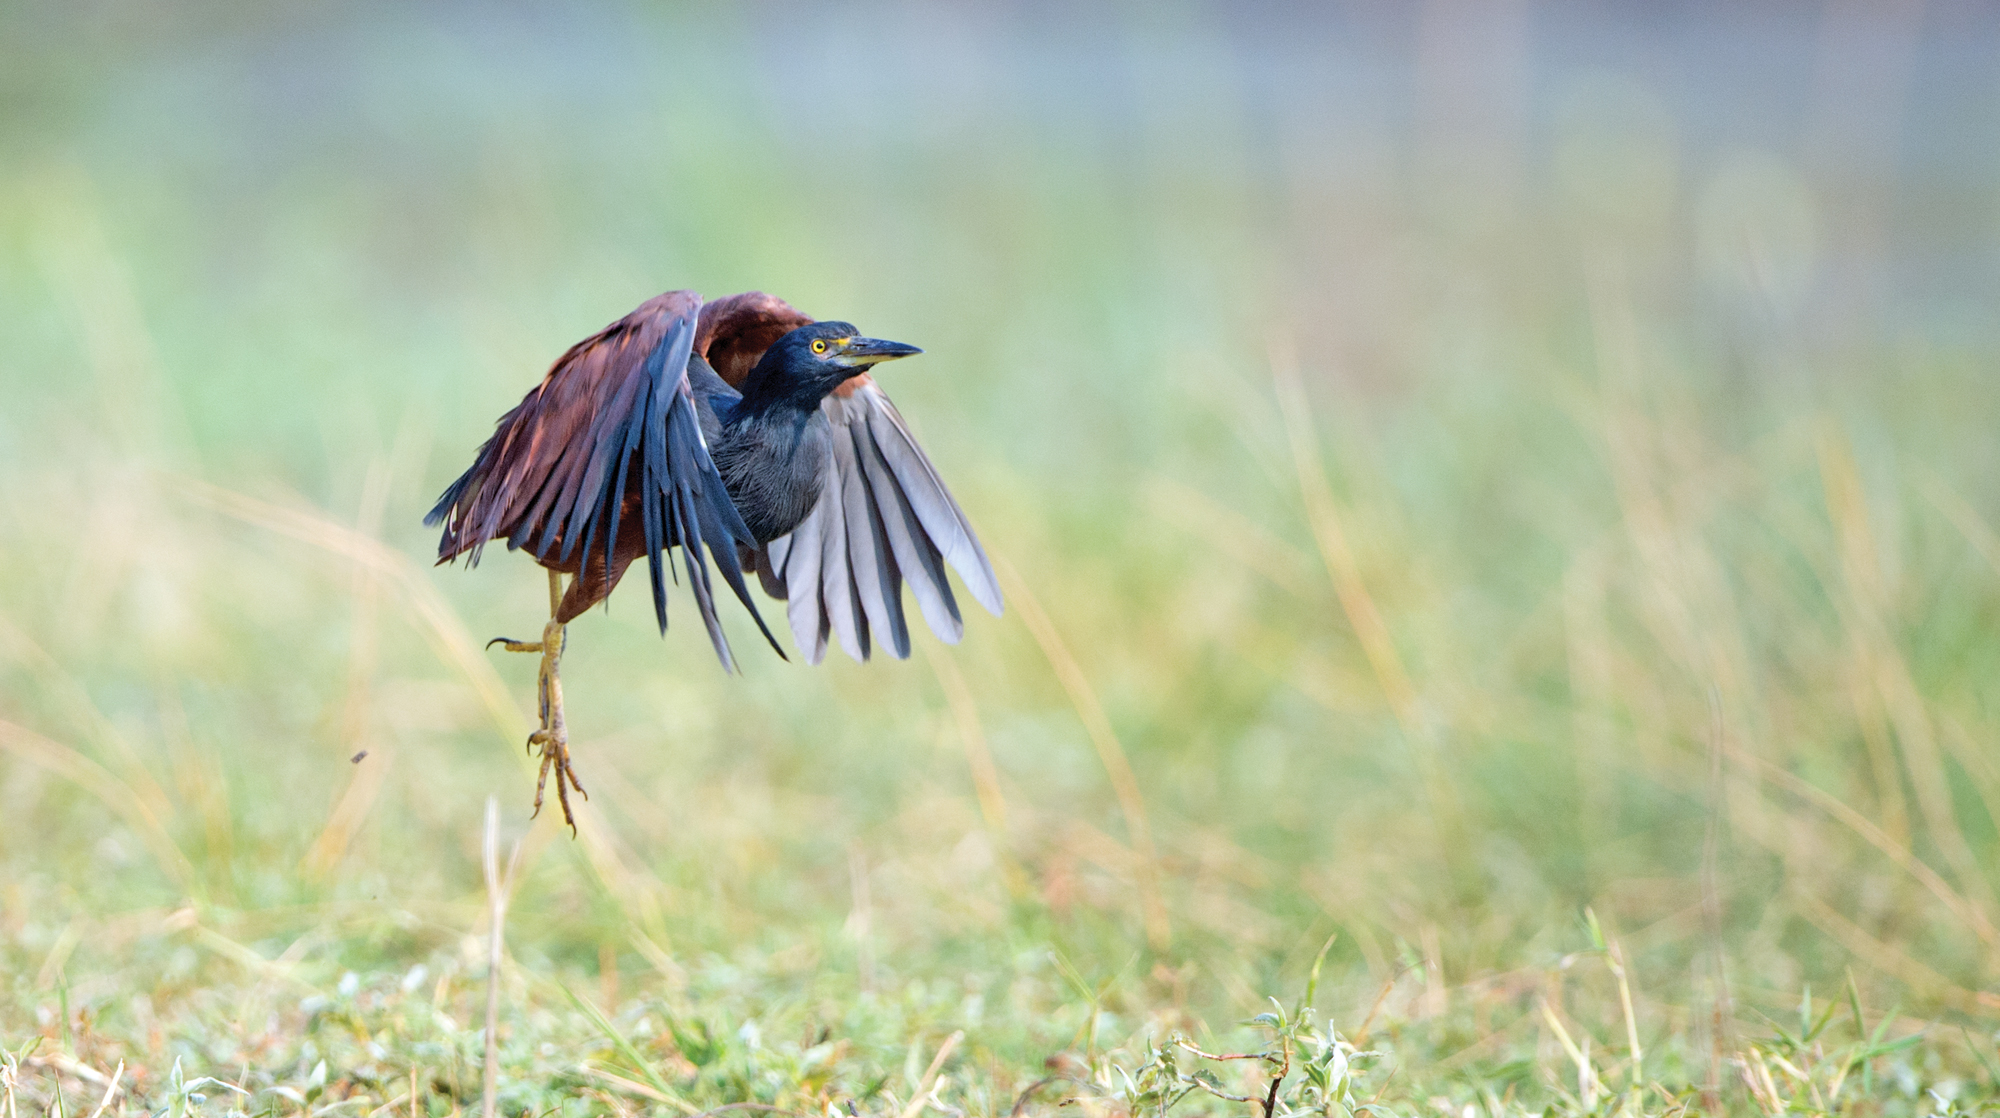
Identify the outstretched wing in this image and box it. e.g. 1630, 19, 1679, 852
759, 378, 1004, 664
426, 290, 777, 671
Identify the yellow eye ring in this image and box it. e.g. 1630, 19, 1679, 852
811, 339, 828, 354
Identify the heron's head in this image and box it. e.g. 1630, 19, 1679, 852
742, 321, 921, 408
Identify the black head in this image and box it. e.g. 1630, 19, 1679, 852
737, 321, 922, 410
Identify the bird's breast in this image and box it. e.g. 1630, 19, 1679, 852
713, 409, 833, 544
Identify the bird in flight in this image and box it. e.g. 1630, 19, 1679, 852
426, 290, 1001, 830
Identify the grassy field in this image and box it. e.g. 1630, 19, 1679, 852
5, 4, 2000, 1115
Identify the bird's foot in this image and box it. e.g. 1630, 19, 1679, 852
494, 599, 579, 833
528, 726, 587, 835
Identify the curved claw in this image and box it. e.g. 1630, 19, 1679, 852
486, 636, 514, 650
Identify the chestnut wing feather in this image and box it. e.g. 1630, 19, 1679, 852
426, 290, 778, 671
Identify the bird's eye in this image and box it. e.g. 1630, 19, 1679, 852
811, 339, 828, 354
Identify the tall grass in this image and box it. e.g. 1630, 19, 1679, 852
3, 3, 1999, 1114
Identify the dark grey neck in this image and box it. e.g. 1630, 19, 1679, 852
712, 404, 834, 543
736, 361, 843, 417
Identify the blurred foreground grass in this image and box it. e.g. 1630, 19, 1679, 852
5, 4, 2000, 1115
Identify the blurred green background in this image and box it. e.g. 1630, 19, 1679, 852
5, 1, 2000, 1113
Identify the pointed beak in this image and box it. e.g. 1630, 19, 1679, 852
831, 336, 923, 368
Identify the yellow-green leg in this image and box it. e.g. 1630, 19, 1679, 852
487, 568, 587, 833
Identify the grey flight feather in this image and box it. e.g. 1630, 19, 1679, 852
761, 381, 1002, 665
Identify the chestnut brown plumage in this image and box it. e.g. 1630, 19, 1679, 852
427, 289, 1000, 829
